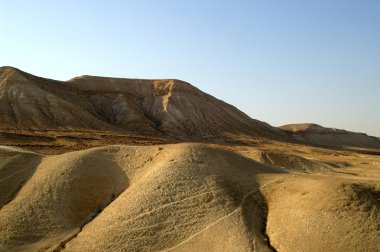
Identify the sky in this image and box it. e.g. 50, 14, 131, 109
1, 1, 379, 136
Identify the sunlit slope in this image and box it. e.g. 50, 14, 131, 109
262, 174, 380, 252
0, 144, 379, 251
0, 144, 281, 251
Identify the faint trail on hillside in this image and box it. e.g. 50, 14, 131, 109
162, 180, 278, 251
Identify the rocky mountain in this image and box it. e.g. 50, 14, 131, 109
0, 66, 281, 141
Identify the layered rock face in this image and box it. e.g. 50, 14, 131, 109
0, 66, 280, 140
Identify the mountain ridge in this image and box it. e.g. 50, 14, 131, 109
1, 66, 379, 152
0, 66, 283, 141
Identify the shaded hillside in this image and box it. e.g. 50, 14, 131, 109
280, 123, 380, 149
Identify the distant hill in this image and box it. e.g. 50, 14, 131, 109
280, 123, 380, 148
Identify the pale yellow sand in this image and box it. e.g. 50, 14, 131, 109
0, 143, 379, 251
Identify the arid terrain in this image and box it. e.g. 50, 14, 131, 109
0, 67, 379, 252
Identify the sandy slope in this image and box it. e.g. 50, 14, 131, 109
0, 146, 41, 208
0, 143, 379, 252
262, 174, 380, 251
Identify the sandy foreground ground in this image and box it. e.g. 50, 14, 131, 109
0, 142, 379, 252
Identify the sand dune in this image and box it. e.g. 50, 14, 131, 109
0, 143, 379, 251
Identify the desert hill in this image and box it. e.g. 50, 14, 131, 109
1, 67, 380, 251
2, 66, 380, 152
280, 123, 380, 149
0, 66, 282, 147
0, 143, 379, 251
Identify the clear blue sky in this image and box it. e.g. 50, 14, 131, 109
1, 1, 379, 136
